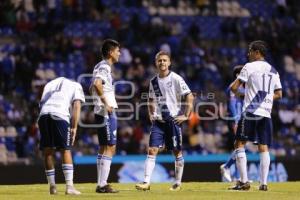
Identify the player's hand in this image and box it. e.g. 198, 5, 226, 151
149, 114, 155, 123
70, 128, 77, 146
174, 115, 188, 124
105, 105, 113, 114
233, 124, 238, 134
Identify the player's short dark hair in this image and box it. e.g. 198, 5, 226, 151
101, 39, 120, 58
233, 65, 243, 77
155, 51, 171, 60
249, 40, 268, 57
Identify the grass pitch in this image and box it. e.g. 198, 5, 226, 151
0, 182, 299, 200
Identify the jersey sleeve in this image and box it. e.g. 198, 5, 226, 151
94, 65, 109, 83
73, 83, 85, 103
148, 82, 155, 99
274, 74, 282, 90
177, 76, 191, 96
237, 64, 249, 82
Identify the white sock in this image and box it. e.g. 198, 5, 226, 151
62, 164, 74, 186
97, 154, 102, 186
144, 155, 156, 183
100, 155, 112, 187
235, 148, 248, 183
45, 169, 55, 185
175, 156, 184, 185
260, 152, 270, 185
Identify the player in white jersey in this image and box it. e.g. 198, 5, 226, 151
90, 39, 120, 193
229, 41, 282, 191
38, 77, 85, 195
135, 51, 194, 191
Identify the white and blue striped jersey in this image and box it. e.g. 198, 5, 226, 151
149, 71, 191, 120
238, 61, 282, 118
92, 60, 118, 114
39, 77, 85, 122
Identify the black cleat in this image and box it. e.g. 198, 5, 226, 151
259, 184, 268, 191
228, 181, 251, 191
96, 184, 119, 193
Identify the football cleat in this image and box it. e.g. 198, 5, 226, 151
228, 181, 250, 191
65, 185, 81, 195
220, 164, 232, 182
96, 184, 119, 193
169, 183, 182, 191
49, 184, 57, 195
135, 182, 150, 191
259, 184, 268, 191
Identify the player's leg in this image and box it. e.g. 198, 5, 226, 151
44, 148, 57, 195
168, 121, 184, 191
229, 113, 252, 190
257, 117, 272, 191
95, 113, 118, 193
171, 149, 184, 191
136, 121, 163, 191
61, 150, 81, 195
220, 151, 235, 182
53, 118, 80, 195
38, 114, 57, 195
221, 121, 237, 182
135, 147, 158, 190
233, 140, 249, 186
96, 146, 104, 188
258, 144, 269, 191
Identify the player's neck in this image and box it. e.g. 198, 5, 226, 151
255, 56, 265, 61
158, 70, 170, 78
104, 58, 113, 66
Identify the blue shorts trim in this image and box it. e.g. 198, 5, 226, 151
149, 120, 182, 151
38, 114, 71, 150
95, 113, 117, 146
236, 112, 272, 146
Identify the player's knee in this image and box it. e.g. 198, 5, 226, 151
107, 145, 116, 155
173, 150, 182, 158
234, 140, 245, 149
258, 144, 268, 152
148, 147, 158, 156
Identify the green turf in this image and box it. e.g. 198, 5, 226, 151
0, 182, 299, 200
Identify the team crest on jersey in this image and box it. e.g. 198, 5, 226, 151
167, 81, 172, 88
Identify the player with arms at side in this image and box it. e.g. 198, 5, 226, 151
90, 39, 120, 193
38, 77, 85, 195
229, 40, 282, 191
135, 51, 194, 191
220, 65, 244, 182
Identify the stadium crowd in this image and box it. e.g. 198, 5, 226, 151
0, 0, 300, 164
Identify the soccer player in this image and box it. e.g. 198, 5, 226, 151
229, 40, 282, 191
90, 39, 120, 193
38, 77, 85, 195
135, 51, 194, 191
220, 65, 244, 182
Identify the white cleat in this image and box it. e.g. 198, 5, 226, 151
220, 164, 232, 182
65, 185, 81, 195
135, 182, 150, 191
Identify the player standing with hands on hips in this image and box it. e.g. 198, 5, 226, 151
90, 39, 121, 193
136, 51, 194, 191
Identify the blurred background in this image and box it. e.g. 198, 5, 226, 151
0, 0, 300, 183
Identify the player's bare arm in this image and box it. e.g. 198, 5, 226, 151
174, 93, 194, 124
148, 97, 155, 123
71, 100, 81, 146
273, 89, 282, 100
230, 78, 243, 94
92, 78, 113, 113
